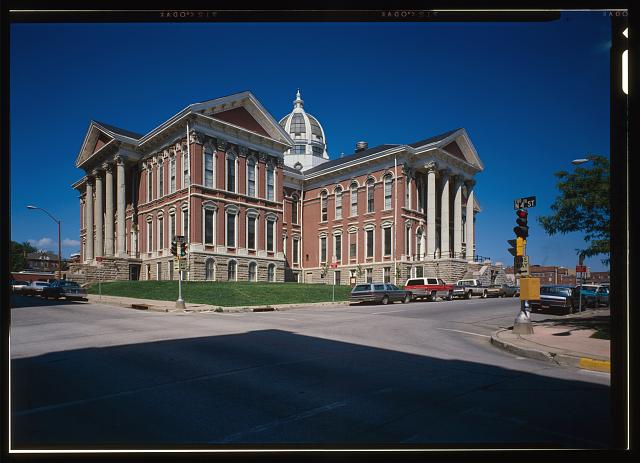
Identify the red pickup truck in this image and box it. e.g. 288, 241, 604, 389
404, 277, 454, 301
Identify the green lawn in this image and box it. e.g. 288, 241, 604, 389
87, 280, 352, 307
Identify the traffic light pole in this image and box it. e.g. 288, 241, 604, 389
175, 242, 185, 310
513, 213, 534, 335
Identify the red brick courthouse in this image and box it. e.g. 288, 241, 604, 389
69, 90, 506, 285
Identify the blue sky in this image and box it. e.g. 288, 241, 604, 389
10, 13, 612, 271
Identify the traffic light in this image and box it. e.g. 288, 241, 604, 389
179, 242, 186, 257
507, 237, 526, 257
513, 208, 529, 239
170, 239, 177, 256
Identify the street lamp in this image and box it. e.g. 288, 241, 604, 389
26, 205, 62, 280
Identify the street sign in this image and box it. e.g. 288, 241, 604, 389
173, 260, 187, 272
576, 265, 587, 273
330, 262, 339, 269
514, 196, 536, 210
514, 255, 529, 275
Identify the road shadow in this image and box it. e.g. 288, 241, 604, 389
10, 294, 89, 308
11, 328, 616, 450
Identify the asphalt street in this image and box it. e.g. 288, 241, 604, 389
9, 294, 612, 449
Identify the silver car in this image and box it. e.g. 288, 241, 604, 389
350, 283, 412, 305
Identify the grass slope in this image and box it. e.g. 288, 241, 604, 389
87, 281, 352, 307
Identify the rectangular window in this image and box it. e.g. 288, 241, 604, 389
227, 158, 235, 192
168, 158, 175, 193
320, 237, 327, 263
384, 227, 392, 256
335, 234, 342, 262
157, 261, 162, 281
227, 212, 236, 247
366, 268, 373, 283
291, 199, 298, 224
147, 170, 153, 201
170, 214, 176, 244
405, 177, 410, 207
183, 150, 189, 187
383, 267, 391, 283
266, 165, 274, 201
349, 234, 357, 259
405, 227, 410, 256
293, 238, 299, 264
204, 210, 214, 245
158, 163, 164, 197
248, 161, 256, 197
247, 216, 256, 249
366, 229, 374, 258
367, 183, 375, 213
267, 220, 274, 252
147, 221, 152, 252
182, 209, 189, 241
158, 217, 164, 250
204, 150, 214, 188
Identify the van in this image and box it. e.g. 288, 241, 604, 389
404, 277, 454, 302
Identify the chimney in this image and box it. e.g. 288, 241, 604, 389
355, 141, 368, 152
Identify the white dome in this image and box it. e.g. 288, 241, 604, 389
279, 90, 329, 170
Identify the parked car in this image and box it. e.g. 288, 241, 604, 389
486, 284, 507, 298
504, 284, 519, 297
41, 280, 88, 301
453, 279, 489, 299
10, 280, 30, 293
596, 285, 609, 307
22, 280, 51, 296
529, 285, 577, 314
571, 284, 599, 310
350, 283, 412, 305
403, 277, 454, 301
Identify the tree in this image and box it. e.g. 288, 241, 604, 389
537, 155, 609, 265
10, 241, 37, 272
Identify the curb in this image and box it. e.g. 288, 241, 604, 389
87, 295, 350, 314
491, 329, 611, 373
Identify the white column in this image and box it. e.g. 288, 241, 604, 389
465, 179, 476, 261
85, 176, 94, 261
93, 169, 104, 257
425, 162, 437, 260
116, 156, 126, 257
104, 162, 115, 256
453, 175, 463, 258
440, 169, 450, 258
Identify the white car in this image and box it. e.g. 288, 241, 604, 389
23, 280, 51, 296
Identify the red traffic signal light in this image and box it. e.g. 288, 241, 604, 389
514, 208, 529, 239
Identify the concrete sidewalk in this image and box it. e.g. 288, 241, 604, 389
86, 293, 349, 313
491, 309, 611, 373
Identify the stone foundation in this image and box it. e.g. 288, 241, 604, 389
68, 257, 140, 284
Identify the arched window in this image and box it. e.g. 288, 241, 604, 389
384, 174, 393, 210
320, 190, 328, 222
248, 262, 257, 282
350, 182, 358, 216
366, 178, 375, 213
158, 160, 164, 198
227, 260, 237, 281
205, 258, 215, 281
267, 263, 276, 282
334, 186, 343, 219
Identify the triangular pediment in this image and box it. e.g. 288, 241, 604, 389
75, 123, 115, 168
210, 106, 271, 137
439, 129, 484, 172
190, 91, 293, 146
